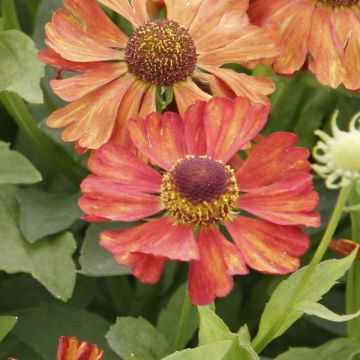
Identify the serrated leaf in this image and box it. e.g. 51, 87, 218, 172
18, 189, 81, 243
254, 251, 357, 346
0, 186, 76, 300
0, 30, 44, 103
162, 340, 233, 360
296, 301, 360, 322
0, 316, 17, 342
157, 285, 198, 351
275, 338, 360, 360
106, 317, 168, 360
11, 303, 118, 360
0, 141, 42, 184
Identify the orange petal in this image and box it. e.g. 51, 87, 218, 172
45, 9, 122, 62
88, 142, 162, 193
164, 0, 203, 29
204, 96, 268, 162
100, 216, 199, 262
48, 75, 135, 149
79, 177, 163, 221
188, 226, 234, 305
330, 239, 360, 260
128, 112, 187, 170
63, 0, 127, 47
138, 84, 157, 117
57, 336, 103, 360
239, 174, 320, 227
199, 66, 274, 104
194, 72, 235, 98
236, 132, 310, 191
308, 7, 345, 88
226, 216, 309, 274
50, 63, 127, 102
173, 78, 211, 116
97, 0, 148, 26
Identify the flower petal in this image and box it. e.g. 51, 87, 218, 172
236, 132, 310, 191
50, 63, 127, 102
188, 226, 234, 305
100, 216, 199, 261
63, 0, 127, 47
138, 84, 157, 117
88, 142, 162, 193
129, 112, 187, 170
204, 96, 268, 162
226, 216, 309, 274
45, 9, 122, 62
57, 336, 104, 360
164, 0, 203, 29
330, 239, 360, 260
239, 174, 320, 227
48, 75, 135, 149
173, 78, 211, 116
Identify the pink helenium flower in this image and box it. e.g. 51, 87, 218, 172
39, 0, 281, 150
79, 96, 320, 305
56, 336, 103, 360
249, 0, 360, 90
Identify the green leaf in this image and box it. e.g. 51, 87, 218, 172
162, 340, 233, 360
18, 189, 81, 243
254, 251, 357, 345
0, 30, 44, 103
11, 303, 118, 360
2, 0, 21, 30
79, 223, 132, 277
157, 285, 198, 351
0, 141, 42, 184
275, 338, 360, 360
0, 186, 76, 300
106, 316, 169, 360
295, 301, 360, 322
0, 316, 17, 342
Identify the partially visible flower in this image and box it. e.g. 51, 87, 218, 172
249, 0, 360, 90
39, 0, 281, 150
79, 96, 320, 305
313, 111, 360, 188
330, 239, 360, 259
57, 336, 103, 360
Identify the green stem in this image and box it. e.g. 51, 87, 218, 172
2, 0, 21, 30
0, 92, 87, 185
253, 184, 352, 353
170, 288, 193, 352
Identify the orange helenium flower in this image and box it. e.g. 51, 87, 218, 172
249, 0, 360, 90
39, 0, 281, 150
79, 96, 320, 305
57, 336, 103, 360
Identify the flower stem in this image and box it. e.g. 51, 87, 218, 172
0, 92, 87, 185
253, 184, 352, 353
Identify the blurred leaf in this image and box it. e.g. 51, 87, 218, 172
18, 188, 81, 243
0, 316, 17, 342
162, 340, 233, 360
2, 0, 21, 30
0, 29, 44, 103
106, 316, 168, 360
157, 284, 198, 351
254, 250, 357, 346
0, 186, 76, 300
0, 141, 42, 184
11, 303, 118, 360
275, 338, 360, 360
295, 301, 360, 322
79, 223, 132, 277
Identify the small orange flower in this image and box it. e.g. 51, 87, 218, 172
79, 96, 320, 305
39, 0, 281, 150
249, 0, 360, 90
57, 336, 103, 360
330, 239, 360, 259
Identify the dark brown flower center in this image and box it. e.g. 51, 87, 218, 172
125, 19, 197, 86
316, 0, 358, 6
160, 156, 239, 225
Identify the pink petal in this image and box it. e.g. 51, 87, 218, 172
128, 112, 187, 170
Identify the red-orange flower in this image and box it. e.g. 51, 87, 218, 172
57, 336, 103, 360
79, 96, 320, 305
249, 0, 360, 90
39, 0, 281, 150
